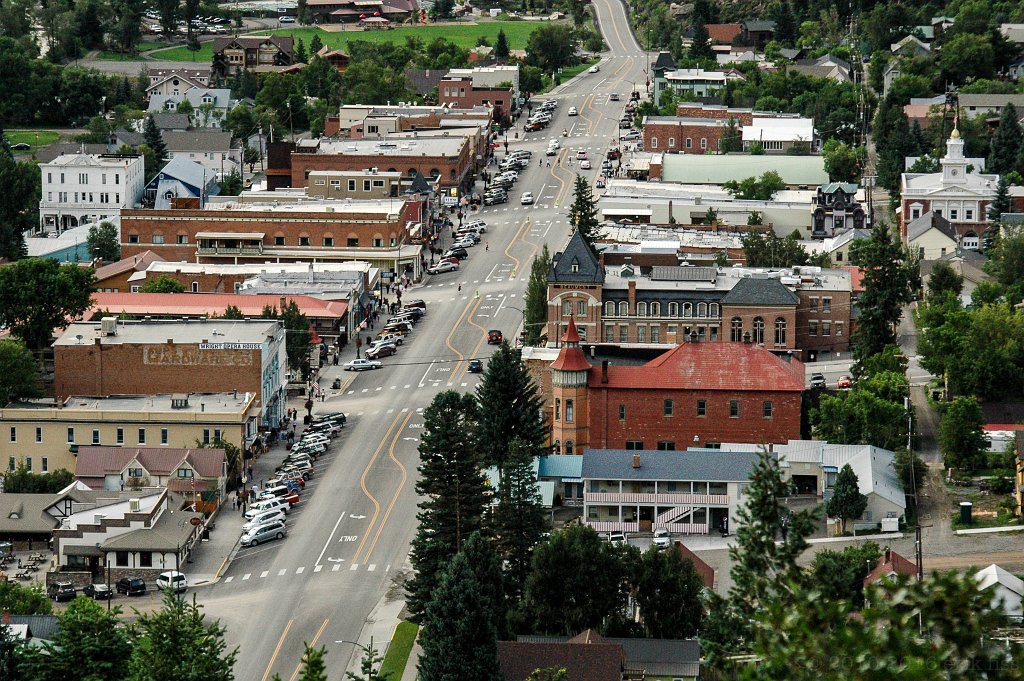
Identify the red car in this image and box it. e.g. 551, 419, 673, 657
282, 491, 300, 506
837, 375, 852, 389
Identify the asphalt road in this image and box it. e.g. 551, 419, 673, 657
195, 4, 651, 679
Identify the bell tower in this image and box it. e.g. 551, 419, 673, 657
550, 317, 591, 455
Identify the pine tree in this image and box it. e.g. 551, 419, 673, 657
772, 0, 797, 46
988, 174, 1011, 221
719, 117, 741, 153
824, 464, 867, 534
295, 37, 308, 64
495, 29, 510, 61
909, 119, 929, 156
523, 244, 551, 346
474, 343, 547, 485
987, 103, 1022, 175
689, 19, 713, 60
143, 114, 168, 169
568, 175, 602, 254
345, 640, 389, 681
310, 33, 323, 56
490, 438, 547, 603
297, 645, 328, 681
459, 532, 509, 639
407, 391, 488, 622
418, 552, 502, 681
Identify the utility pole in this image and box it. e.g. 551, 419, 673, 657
905, 396, 924, 581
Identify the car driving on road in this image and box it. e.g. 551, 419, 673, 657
809, 373, 827, 389
521, 192, 534, 205
344, 358, 382, 371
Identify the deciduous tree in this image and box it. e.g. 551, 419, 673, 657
0, 338, 40, 406
0, 258, 95, 350
634, 547, 704, 638
526, 24, 577, 72
87, 220, 121, 262
811, 389, 908, 451
822, 138, 866, 182
939, 396, 988, 471
139, 274, 186, 293
927, 261, 963, 299
808, 542, 880, 608
0, 580, 52, 615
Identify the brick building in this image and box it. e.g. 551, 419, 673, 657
437, 76, 514, 122
549, 318, 805, 454
325, 104, 492, 138
93, 251, 165, 292
53, 318, 286, 428
643, 117, 731, 154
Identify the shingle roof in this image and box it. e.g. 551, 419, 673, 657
0, 494, 62, 534
907, 210, 957, 242
652, 51, 677, 73
150, 112, 192, 130
212, 35, 293, 54
549, 230, 604, 283
75, 447, 225, 481
403, 68, 446, 95
162, 130, 232, 152
497, 640, 623, 681
743, 19, 776, 32
706, 23, 743, 43
35, 143, 109, 163
582, 449, 758, 482
593, 342, 806, 391
864, 548, 916, 585
149, 156, 216, 192
8, 616, 59, 642
93, 251, 165, 282
720, 277, 800, 306
514, 634, 701, 678
101, 508, 202, 552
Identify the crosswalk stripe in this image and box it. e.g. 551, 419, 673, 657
224, 576, 233, 583
260, 571, 269, 578
296, 566, 305, 574
314, 565, 323, 573
350, 563, 358, 570
278, 568, 287, 576
242, 573, 251, 580
333, 563, 341, 571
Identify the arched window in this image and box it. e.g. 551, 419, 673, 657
553, 440, 560, 455
683, 303, 692, 317
774, 317, 787, 345
636, 301, 647, 316
710, 303, 719, 318
730, 317, 743, 342
697, 302, 707, 317
753, 317, 765, 344
668, 302, 679, 317
429, 168, 440, 178
618, 301, 628, 316
407, 168, 417, 177
565, 440, 574, 455
650, 302, 660, 316
605, 301, 615, 316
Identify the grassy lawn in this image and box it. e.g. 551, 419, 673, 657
97, 40, 174, 60
948, 484, 1022, 530
378, 620, 418, 679
6, 130, 61, 155
152, 20, 549, 61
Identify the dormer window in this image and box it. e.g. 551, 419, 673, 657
570, 258, 580, 273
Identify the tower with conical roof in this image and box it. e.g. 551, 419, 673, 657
550, 316, 591, 455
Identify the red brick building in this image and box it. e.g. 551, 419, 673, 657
550, 318, 805, 454
438, 76, 514, 122
643, 117, 731, 154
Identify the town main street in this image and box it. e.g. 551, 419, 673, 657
194, 5, 652, 678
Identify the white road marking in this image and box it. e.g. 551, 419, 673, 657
368, 564, 377, 572
418, 360, 436, 388
243, 573, 251, 581
296, 566, 305, 574
278, 568, 287, 576
333, 563, 341, 571
350, 564, 358, 571
313, 511, 347, 568
260, 571, 269, 578
224, 576, 234, 583
314, 565, 323, 573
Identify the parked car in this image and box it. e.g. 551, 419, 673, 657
464, 220, 487, 232
242, 509, 287, 533
83, 583, 113, 600
809, 373, 827, 389
116, 577, 147, 596
245, 497, 289, 518
428, 261, 459, 275
468, 359, 484, 373
156, 571, 188, 593
589, 64, 600, 73
608, 532, 627, 547
404, 299, 427, 311
344, 358, 382, 371
444, 247, 469, 260
50, 581, 76, 602
374, 333, 403, 346
483, 193, 508, 205
621, 130, 641, 140
454, 237, 476, 249
487, 329, 503, 344
652, 529, 671, 549
241, 521, 286, 547
366, 344, 397, 359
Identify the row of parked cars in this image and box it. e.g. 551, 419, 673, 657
50, 571, 187, 603
484, 149, 534, 206
240, 412, 347, 547
342, 300, 427, 370
524, 99, 557, 132
427, 224, 488, 276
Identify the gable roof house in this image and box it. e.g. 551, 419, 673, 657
906, 210, 959, 260
145, 66, 212, 100
211, 35, 294, 78
890, 34, 930, 57
75, 446, 227, 498
93, 250, 165, 292
143, 156, 220, 209
864, 547, 917, 587
514, 631, 702, 681
497, 637, 624, 681
976, 564, 1024, 621
160, 129, 241, 176
148, 89, 237, 128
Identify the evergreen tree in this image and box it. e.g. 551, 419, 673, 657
689, 19, 713, 60
0, 135, 36, 260
25, 596, 132, 681
568, 175, 602, 254
475, 342, 547, 485
634, 547, 705, 639
848, 222, 918, 366
407, 391, 487, 622
345, 640, 389, 681
460, 531, 509, 640
719, 117, 742, 153
927, 261, 964, 299
824, 464, 867, 534
909, 119, 929, 156
988, 103, 1022, 175
701, 448, 817, 671
295, 37, 308, 64
495, 29, 510, 61
297, 0, 312, 24
0, 617, 21, 680
490, 438, 547, 603
988, 174, 1011, 221
523, 244, 551, 346
143, 114, 168, 169
297, 645, 328, 681
309, 33, 323, 56
418, 552, 502, 681
771, 0, 797, 46
127, 592, 237, 681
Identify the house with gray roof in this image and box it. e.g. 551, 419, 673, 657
160, 130, 240, 177
149, 88, 237, 128
149, 112, 192, 132
581, 448, 757, 535
906, 210, 959, 260
516, 632, 701, 680
144, 156, 220, 209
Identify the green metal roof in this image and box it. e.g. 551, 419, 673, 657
660, 154, 828, 186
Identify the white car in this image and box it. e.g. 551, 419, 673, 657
609, 532, 627, 547
653, 529, 671, 549
589, 64, 600, 73
454, 237, 476, 248
464, 220, 487, 232
520, 192, 534, 205
344, 358, 382, 371
548, 140, 560, 150
567, 106, 578, 116
156, 571, 187, 593
580, 160, 592, 169
621, 130, 641, 140
428, 261, 459, 274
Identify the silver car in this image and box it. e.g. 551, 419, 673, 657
241, 520, 287, 547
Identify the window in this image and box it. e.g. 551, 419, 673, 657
625, 440, 644, 450
664, 399, 673, 416
774, 317, 787, 345
650, 325, 660, 342
191, 281, 199, 293
697, 400, 706, 417
822, 297, 831, 313
668, 138, 675, 148
565, 399, 574, 423
637, 302, 647, 316
836, 321, 844, 337
552, 440, 561, 454
604, 301, 615, 316
668, 302, 679, 316
619, 404, 626, 420
911, 208, 920, 220
809, 298, 818, 312
637, 325, 646, 342
373, 238, 383, 248
35, 427, 41, 443
92, 430, 100, 445
152, 234, 165, 244
138, 428, 146, 445
697, 302, 707, 317
651, 137, 658, 149
139, 552, 152, 568
363, 180, 372, 192
822, 321, 831, 336
605, 324, 614, 341
555, 398, 560, 421
700, 137, 708, 149
710, 303, 719, 318
177, 235, 188, 244
203, 429, 211, 444
683, 302, 692, 317
299, 236, 310, 246
835, 252, 843, 262
618, 301, 628, 316
115, 552, 129, 567
67, 427, 75, 443
577, 300, 586, 316
8, 427, 14, 443
347, 238, 359, 247
809, 320, 818, 336
619, 325, 628, 343
752, 317, 764, 344
323, 237, 334, 247
950, 209, 958, 220
25, 458, 33, 472
685, 138, 692, 149
966, 209, 974, 220
730, 317, 742, 342
275, 236, 286, 246
116, 428, 124, 445
41, 458, 48, 472
763, 401, 773, 418
729, 400, 739, 417
128, 234, 139, 244
565, 441, 574, 454
650, 302, 660, 316
177, 467, 193, 478
127, 468, 143, 478
161, 428, 168, 445
562, 300, 571, 316
657, 441, 676, 450
314, 179, 326, 186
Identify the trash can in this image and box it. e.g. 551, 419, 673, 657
960, 501, 973, 525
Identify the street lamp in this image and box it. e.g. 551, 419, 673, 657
335, 638, 384, 679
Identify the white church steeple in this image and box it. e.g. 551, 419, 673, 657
940, 125, 968, 185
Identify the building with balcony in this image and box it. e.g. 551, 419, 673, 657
39, 154, 146, 232
581, 448, 757, 535
211, 35, 294, 78
654, 68, 735, 104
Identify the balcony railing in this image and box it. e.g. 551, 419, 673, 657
196, 245, 264, 255
585, 492, 729, 506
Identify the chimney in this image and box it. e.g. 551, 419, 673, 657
3, 609, 8, 625
884, 547, 891, 564
632, 453, 641, 469
280, 296, 287, 311
601, 360, 609, 384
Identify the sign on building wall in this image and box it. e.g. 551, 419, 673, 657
144, 346, 256, 366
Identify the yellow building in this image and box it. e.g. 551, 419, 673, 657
0, 392, 259, 475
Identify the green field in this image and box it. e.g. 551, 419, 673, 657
378, 620, 418, 679
97, 40, 176, 60
6, 130, 61, 155
152, 20, 548, 62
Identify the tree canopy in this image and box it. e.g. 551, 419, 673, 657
0, 258, 95, 350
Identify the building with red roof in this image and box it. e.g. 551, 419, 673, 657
864, 547, 918, 588
550, 322, 804, 453
75, 446, 227, 503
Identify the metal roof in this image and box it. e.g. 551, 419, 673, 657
581, 449, 758, 482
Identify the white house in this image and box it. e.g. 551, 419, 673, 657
148, 88, 236, 128
976, 564, 1024, 621
39, 153, 145, 232
741, 117, 815, 153
145, 66, 212, 100
445, 65, 521, 100
907, 211, 959, 259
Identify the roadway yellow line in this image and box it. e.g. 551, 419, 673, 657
261, 619, 294, 681
444, 292, 483, 360
450, 302, 492, 386
363, 411, 413, 561
288, 619, 331, 681
351, 412, 409, 564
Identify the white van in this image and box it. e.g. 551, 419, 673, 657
245, 498, 289, 518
